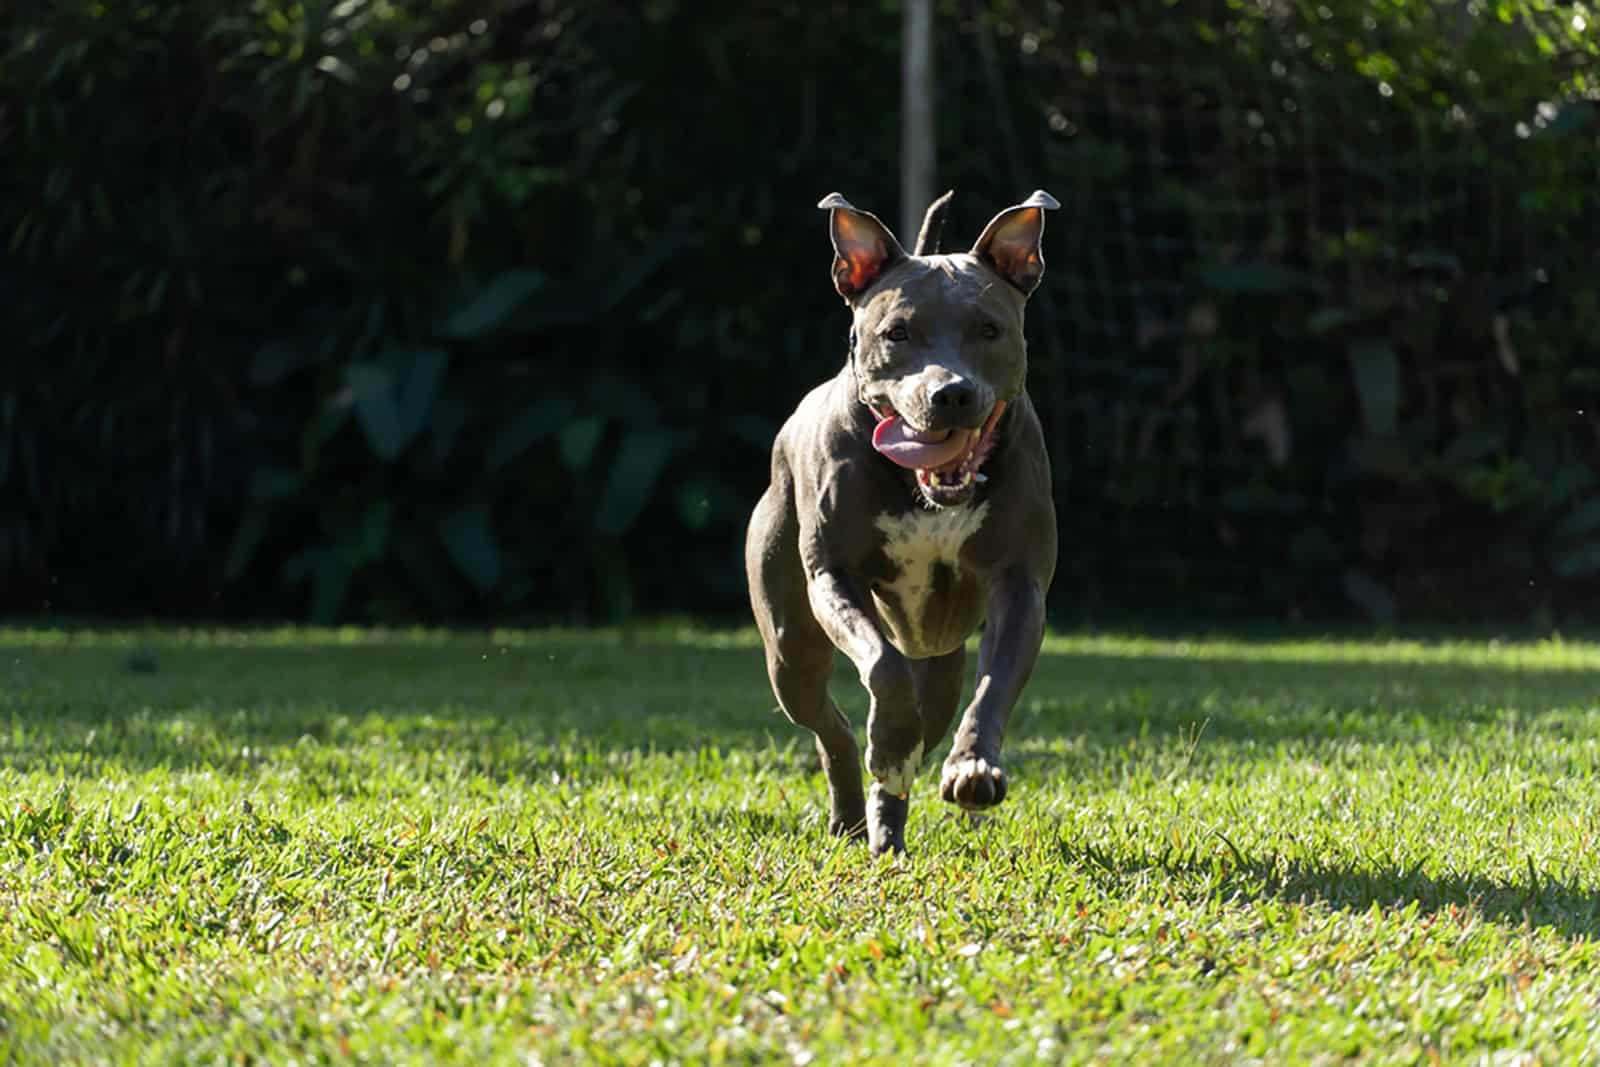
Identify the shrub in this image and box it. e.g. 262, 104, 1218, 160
4, 0, 1597, 623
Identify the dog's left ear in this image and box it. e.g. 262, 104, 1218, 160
970, 190, 1060, 296
818, 193, 907, 303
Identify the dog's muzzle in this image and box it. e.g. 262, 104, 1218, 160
869, 401, 1006, 507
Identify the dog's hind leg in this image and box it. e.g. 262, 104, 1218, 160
747, 482, 867, 839
764, 639, 866, 838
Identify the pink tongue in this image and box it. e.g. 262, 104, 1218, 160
872, 416, 970, 470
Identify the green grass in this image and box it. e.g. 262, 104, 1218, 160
4, 624, 1600, 1064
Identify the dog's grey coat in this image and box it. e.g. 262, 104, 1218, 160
745, 190, 1059, 854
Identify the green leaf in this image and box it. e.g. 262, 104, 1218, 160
582, 230, 687, 318
345, 364, 407, 460
1198, 261, 1314, 294
424, 390, 467, 468
1219, 485, 1305, 515
559, 416, 606, 472
1439, 429, 1503, 467
1337, 146, 1396, 184
248, 466, 303, 500
1552, 498, 1600, 543
1406, 250, 1462, 274
1543, 464, 1598, 512
439, 270, 548, 340
344, 348, 448, 461
1349, 340, 1400, 436
301, 399, 352, 472
582, 371, 660, 425
486, 393, 568, 471
482, 230, 690, 335
436, 507, 501, 592
1308, 307, 1353, 335
673, 476, 739, 531
1552, 542, 1600, 578
394, 347, 449, 440
1542, 100, 1596, 137
250, 338, 315, 386
595, 427, 677, 537
280, 548, 319, 586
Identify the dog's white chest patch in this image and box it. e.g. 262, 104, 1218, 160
871, 502, 989, 658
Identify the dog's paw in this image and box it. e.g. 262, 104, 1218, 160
867, 784, 908, 856
866, 739, 924, 798
869, 828, 907, 857
827, 808, 868, 841
940, 754, 1008, 810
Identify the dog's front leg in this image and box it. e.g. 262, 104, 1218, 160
941, 567, 1046, 811
806, 569, 921, 854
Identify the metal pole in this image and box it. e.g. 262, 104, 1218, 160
901, 0, 934, 244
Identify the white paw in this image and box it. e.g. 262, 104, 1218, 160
867, 740, 924, 798
939, 756, 1008, 810
940, 756, 1001, 788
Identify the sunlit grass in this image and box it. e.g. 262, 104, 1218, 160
3, 624, 1600, 1063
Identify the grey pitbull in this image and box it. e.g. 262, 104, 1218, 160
745, 189, 1059, 855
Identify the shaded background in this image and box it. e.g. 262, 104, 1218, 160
4, 0, 1598, 626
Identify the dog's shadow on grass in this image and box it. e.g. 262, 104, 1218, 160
1067, 837, 1600, 941
1018, 642, 1600, 940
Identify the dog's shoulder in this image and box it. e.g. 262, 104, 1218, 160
774, 374, 871, 468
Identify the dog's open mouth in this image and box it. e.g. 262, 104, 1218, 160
870, 401, 1007, 507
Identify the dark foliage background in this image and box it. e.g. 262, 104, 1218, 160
5, 0, 1599, 625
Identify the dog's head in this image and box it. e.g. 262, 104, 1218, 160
818, 190, 1058, 508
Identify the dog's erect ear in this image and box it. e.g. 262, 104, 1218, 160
970, 189, 1060, 296
818, 193, 907, 303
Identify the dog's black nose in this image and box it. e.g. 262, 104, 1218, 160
931, 380, 977, 412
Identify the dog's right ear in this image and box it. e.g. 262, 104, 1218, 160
971, 189, 1060, 296
818, 193, 907, 303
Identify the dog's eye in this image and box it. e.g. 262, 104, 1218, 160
980, 322, 1002, 341
885, 323, 910, 343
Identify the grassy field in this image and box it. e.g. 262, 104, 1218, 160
3, 624, 1600, 1064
